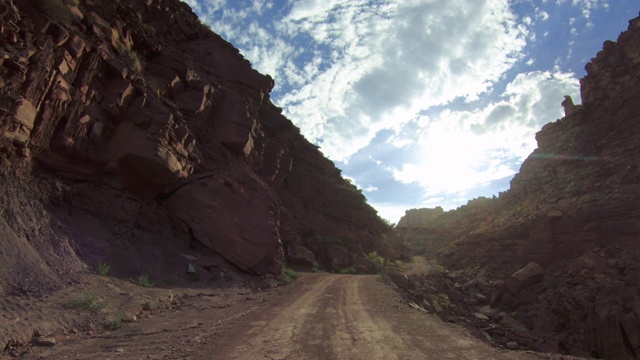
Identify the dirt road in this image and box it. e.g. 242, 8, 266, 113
215, 274, 541, 360
405, 255, 432, 275
24, 272, 549, 360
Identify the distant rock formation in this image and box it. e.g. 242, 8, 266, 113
395, 197, 498, 255
400, 15, 640, 358
560, 95, 579, 116
396, 207, 444, 228
0, 0, 405, 295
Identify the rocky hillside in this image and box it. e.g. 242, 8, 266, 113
396, 198, 499, 255
395, 15, 640, 359
0, 0, 403, 296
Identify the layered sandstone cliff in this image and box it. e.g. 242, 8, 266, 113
396, 16, 640, 358
0, 0, 400, 296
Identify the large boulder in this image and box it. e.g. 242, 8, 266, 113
166, 173, 283, 275
504, 262, 544, 295
286, 245, 318, 267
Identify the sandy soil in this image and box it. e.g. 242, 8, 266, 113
13, 270, 562, 360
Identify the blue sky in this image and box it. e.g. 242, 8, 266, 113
181, 0, 637, 223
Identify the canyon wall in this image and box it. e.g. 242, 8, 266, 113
397, 16, 640, 358
0, 0, 400, 295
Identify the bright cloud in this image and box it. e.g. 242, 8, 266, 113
391, 70, 579, 197
281, 1, 529, 162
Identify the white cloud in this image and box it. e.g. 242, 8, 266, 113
368, 202, 411, 224
288, 0, 346, 21
272, 0, 529, 161
392, 124, 519, 197
536, 10, 549, 21
388, 136, 414, 149
570, 0, 609, 26
391, 70, 580, 197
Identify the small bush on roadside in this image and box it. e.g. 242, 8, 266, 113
310, 267, 323, 273
137, 275, 154, 288
96, 262, 110, 276
365, 251, 384, 271
338, 267, 357, 274
106, 315, 122, 330
391, 260, 406, 270
142, 300, 153, 311
282, 267, 298, 285
70, 293, 104, 311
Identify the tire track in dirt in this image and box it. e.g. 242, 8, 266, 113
224, 274, 338, 359
219, 274, 542, 360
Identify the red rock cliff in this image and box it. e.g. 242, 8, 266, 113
0, 0, 399, 293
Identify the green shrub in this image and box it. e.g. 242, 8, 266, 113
365, 251, 384, 270
338, 267, 356, 274
137, 275, 154, 288
282, 267, 298, 285
390, 259, 406, 270
106, 315, 122, 330
142, 300, 153, 311
70, 293, 104, 311
310, 267, 323, 273
96, 262, 110, 276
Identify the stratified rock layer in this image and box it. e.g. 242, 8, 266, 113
397, 16, 640, 358
0, 0, 399, 295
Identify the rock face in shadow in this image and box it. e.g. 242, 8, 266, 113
396, 16, 640, 358
0, 0, 401, 293
396, 198, 499, 256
